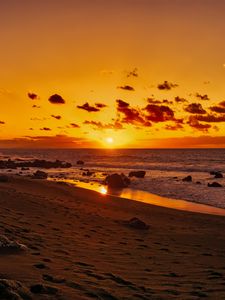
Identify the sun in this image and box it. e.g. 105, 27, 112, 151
105, 137, 114, 144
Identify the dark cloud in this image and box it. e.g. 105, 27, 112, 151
116, 99, 151, 127
48, 94, 65, 104
188, 116, 211, 131
77, 102, 100, 112
174, 96, 188, 103
40, 127, 51, 131
219, 101, 225, 107
69, 123, 80, 128
144, 104, 175, 122
126, 68, 138, 78
209, 106, 225, 113
157, 81, 178, 90
51, 115, 61, 120
194, 114, 225, 122
28, 92, 38, 100
147, 98, 173, 105
117, 85, 135, 91
0, 121, 5, 124
32, 105, 41, 108
184, 103, 206, 114
195, 93, 209, 100
95, 103, 107, 108
0, 135, 97, 148
83, 120, 123, 130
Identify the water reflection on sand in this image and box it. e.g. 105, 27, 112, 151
50, 178, 225, 216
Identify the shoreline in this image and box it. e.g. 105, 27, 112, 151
49, 178, 225, 217
0, 175, 225, 299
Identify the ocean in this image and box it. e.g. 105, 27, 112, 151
0, 148, 224, 209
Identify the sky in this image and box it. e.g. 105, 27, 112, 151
1, 0, 225, 148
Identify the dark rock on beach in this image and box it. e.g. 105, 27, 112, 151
129, 171, 146, 178
182, 175, 192, 182
77, 160, 84, 165
32, 170, 48, 179
82, 170, 95, 176
208, 182, 222, 188
125, 217, 149, 230
104, 173, 130, 188
30, 284, 58, 295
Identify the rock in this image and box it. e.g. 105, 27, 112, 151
0, 279, 32, 300
32, 170, 48, 179
128, 171, 146, 178
182, 175, 192, 182
196, 181, 201, 184
126, 217, 149, 230
208, 182, 222, 188
77, 160, 84, 165
215, 172, 223, 179
21, 167, 29, 171
30, 284, 58, 295
0, 175, 9, 182
0, 235, 27, 253
0, 159, 71, 169
104, 173, 130, 188
82, 170, 94, 176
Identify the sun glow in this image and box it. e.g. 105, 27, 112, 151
106, 137, 114, 144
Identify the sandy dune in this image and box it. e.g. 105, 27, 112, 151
0, 175, 225, 299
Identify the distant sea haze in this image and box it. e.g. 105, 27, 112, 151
0, 148, 225, 209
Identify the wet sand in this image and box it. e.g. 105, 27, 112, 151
0, 175, 225, 299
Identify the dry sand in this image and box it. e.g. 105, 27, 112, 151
0, 175, 225, 299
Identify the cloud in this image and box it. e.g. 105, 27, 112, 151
126, 68, 138, 78
187, 116, 211, 132
164, 123, 183, 130
83, 120, 123, 130
219, 101, 225, 107
195, 93, 209, 100
174, 96, 188, 103
0, 121, 5, 124
51, 115, 61, 120
209, 106, 225, 113
0, 135, 98, 148
77, 102, 100, 112
95, 103, 107, 108
117, 85, 135, 91
48, 94, 65, 104
184, 103, 206, 114
40, 127, 51, 131
194, 114, 225, 122
116, 99, 151, 127
147, 98, 173, 105
144, 104, 175, 122
32, 105, 41, 108
28, 92, 38, 100
157, 81, 178, 90
69, 123, 80, 128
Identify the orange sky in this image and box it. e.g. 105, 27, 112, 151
1, 0, 225, 148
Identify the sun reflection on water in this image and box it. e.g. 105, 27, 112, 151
99, 186, 107, 195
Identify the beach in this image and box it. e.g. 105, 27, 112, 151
0, 175, 225, 299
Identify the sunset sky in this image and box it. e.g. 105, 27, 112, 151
1, 0, 225, 148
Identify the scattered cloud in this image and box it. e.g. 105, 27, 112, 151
69, 123, 80, 128
116, 99, 151, 127
175, 96, 188, 103
126, 68, 138, 78
187, 116, 211, 131
0, 121, 5, 124
51, 115, 61, 120
164, 123, 183, 130
28, 92, 38, 100
184, 103, 206, 114
144, 104, 175, 122
83, 120, 123, 130
40, 127, 51, 131
209, 106, 225, 113
194, 114, 225, 122
195, 93, 209, 100
157, 81, 178, 90
219, 101, 225, 107
117, 85, 135, 91
95, 103, 107, 108
77, 102, 100, 112
48, 94, 65, 104
32, 105, 41, 108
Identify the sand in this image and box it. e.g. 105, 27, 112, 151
0, 175, 225, 299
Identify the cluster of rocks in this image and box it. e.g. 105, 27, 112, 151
0, 159, 72, 169
32, 170, 48, 179
123, 217, 149, 230
181, 171, 223, 187
0, 235, 27, 254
